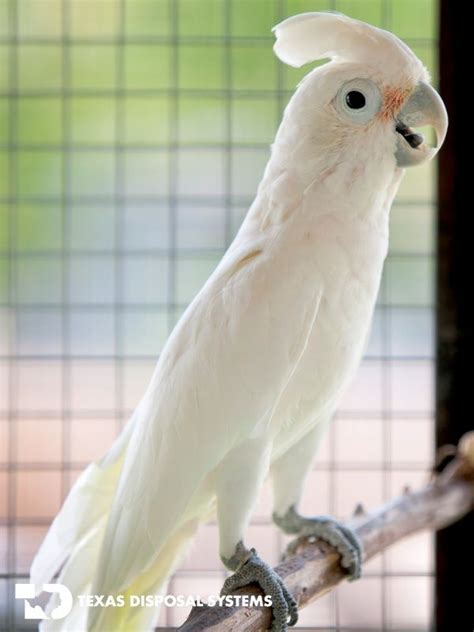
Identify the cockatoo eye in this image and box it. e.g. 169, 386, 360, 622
345, 91, 366, 109
335, 79, 382, 125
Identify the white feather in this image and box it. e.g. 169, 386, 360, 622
31, 12, 440, 631
30, 416, 133, 591
273, 12, 427, 84
89, 235, 325, 600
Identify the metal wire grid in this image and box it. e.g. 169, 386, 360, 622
0, 0, 437, 629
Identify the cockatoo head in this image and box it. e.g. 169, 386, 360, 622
273, 12, 447, 169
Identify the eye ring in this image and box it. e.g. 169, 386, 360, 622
336, 79, 382, 125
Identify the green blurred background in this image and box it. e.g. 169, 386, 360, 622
0, 1, 439, 630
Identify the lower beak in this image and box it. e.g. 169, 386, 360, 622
395, 81, 448, 167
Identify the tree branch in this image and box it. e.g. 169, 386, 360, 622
179, 433, 474, 632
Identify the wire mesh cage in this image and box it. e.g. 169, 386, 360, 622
0, 0, 438, 629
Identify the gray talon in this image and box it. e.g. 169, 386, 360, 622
273, 507, 363, 581
221, 548, 298, 631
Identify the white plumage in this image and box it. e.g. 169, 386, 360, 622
31, 12, 447, 631
273, 12, 425, 80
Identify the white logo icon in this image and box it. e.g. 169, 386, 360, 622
15, 584, 73, 620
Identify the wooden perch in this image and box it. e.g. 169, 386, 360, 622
179, 432, 474, 632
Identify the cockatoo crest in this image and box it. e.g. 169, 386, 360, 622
273, 12, 428, 85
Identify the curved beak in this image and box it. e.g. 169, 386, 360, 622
395, 81, 448, 167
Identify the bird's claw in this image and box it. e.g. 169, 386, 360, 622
221, 548, 298, 631
281, 536, 304, 561
275, 508, 363, 580
299, 516, 362, 579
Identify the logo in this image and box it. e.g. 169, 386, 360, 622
15, 584, 73, 620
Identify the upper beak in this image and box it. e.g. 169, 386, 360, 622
395, 81, 448, 167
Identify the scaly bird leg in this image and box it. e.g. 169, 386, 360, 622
216, 438, 298, 631
221, 541, 298, 632
271, 423, 362, 580
273, 505, 363, 579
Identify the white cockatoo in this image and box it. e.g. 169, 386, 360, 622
31, 12, 447, 632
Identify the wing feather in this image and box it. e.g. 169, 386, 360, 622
92, 226, 323, 596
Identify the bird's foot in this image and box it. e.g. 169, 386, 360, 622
221, 543, 298, 632
273, 506, 363, 580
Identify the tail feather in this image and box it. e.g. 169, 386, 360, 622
31, 462, 120, 590
31, 406, 206, 632
39, 519, 106, 632
31, 417, 135, 590
88, 518, 200, 632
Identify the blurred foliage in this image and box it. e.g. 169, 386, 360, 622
0, 0, 437, 312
